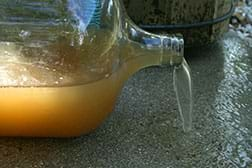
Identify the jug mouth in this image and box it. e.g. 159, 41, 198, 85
160, 35, 184, 66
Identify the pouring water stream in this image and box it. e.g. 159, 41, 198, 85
173, 58, 193, 132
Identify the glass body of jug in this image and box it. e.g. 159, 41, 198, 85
0, 0, 184, 137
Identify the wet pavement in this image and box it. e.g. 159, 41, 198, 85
0, 31, 252, 168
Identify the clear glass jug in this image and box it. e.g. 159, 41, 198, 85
0, 0, 186, 137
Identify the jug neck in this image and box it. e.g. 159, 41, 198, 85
119, 6, 184, 68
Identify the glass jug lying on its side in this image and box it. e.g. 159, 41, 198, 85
0, 0, 189, 137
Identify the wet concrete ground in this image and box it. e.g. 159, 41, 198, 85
0, 31, 252, 168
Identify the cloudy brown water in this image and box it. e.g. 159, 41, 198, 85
0, 38, 162, 137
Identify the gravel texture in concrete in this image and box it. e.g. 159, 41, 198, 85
0, 31, 252, 168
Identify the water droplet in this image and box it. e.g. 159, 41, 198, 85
60, 58, 65, 66
78, 33, 84, 45
90, 68, 96, 72
19, 30, 31, 39
105, 74, 110, 78
70, 38, 75, 47
22, 76, 28, 82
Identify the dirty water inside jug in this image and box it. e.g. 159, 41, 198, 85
0, 38, 193, 136
0, 32, 121, 137
0, 31, 165, 137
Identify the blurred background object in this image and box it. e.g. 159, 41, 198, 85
230, 0, 252, 47
123, 0, 233, 47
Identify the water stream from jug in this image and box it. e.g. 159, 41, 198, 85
173, 58, 193, 132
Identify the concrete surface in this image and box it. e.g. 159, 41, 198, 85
0, 31, 252, 168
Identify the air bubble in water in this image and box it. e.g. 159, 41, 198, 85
19, 30, 31, 39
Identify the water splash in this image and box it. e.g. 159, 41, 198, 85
173, 58, 193, 132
